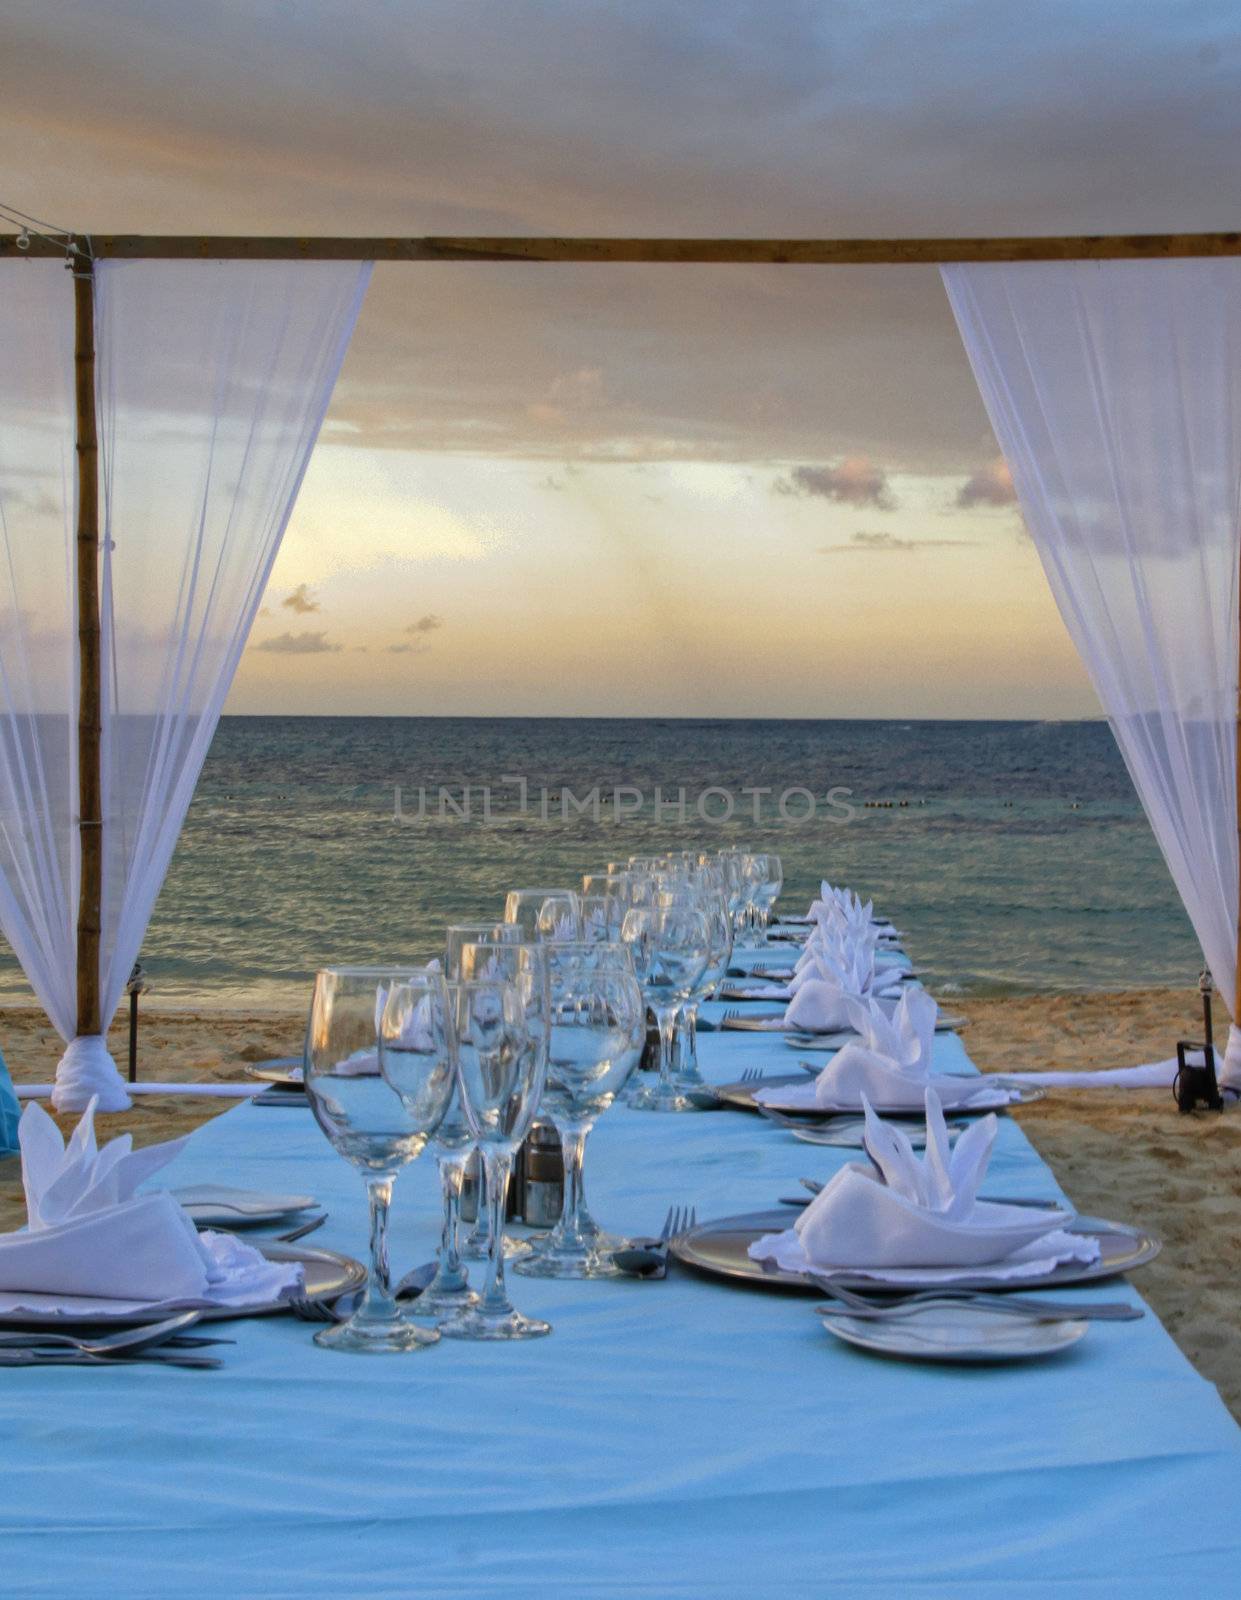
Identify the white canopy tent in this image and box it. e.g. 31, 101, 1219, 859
0, 227, 1238, 1109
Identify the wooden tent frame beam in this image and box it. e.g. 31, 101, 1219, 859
8, 227, 1239, 1053
3, 231, 1241, 264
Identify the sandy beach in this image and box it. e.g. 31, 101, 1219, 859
2, 988, 1238, 1417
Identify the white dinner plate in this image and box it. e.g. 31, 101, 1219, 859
817, 1303, 1088, 1364
170, 1185, 318, 1226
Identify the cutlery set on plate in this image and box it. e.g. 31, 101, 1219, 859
0, 1311, 233, 1369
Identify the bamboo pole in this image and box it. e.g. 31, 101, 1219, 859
2, 232, 1241, 264
73, 260, 102, 1040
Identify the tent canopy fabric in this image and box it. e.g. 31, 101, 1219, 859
944, 260, 1241, 1086
0, 257, 370, 1110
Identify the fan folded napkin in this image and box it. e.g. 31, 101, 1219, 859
0, 1099, 302, 1306
782, 934, 903, 1033
749, 1089, 1096, 1278
805, 882, 874, 931
757, 989, 1015, 1110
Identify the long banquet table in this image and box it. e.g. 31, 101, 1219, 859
5, 949, 1241, 1598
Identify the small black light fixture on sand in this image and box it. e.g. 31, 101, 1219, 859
125, 961, 150, 1084
1174, 969, 1224, 1114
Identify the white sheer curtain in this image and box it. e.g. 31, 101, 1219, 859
0, 258, 371, 1109
943, 260, 1241, 1087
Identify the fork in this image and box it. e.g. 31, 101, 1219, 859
610, 1203, 697, 1277
288, 1289, 363, 1324
0, 1311, 206, 1358
807, 1272, 1143, 1322
0, 1347, 222, 1369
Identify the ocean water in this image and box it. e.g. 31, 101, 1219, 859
0, 716, 1206, 1013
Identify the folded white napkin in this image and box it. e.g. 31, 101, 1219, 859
782, 937, 903, 1034
805, 882, 874, 931
793, 916, 879, 975
0, 1099, 302, 1307
758, 989, 1014, 1111
749, 1089, 1095, 1279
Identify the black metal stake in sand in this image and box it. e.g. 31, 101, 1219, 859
126, 961, 148, 1083
1174, 969, 1223, 1113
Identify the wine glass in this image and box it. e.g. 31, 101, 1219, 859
621, 905, 710, 1112
304, 966, 454, 1353
456, 940, 549, 1264
515, 941, 644, 1278
504, 887, 581, 941
581, 871, 632, 898
717, 849, 761, 947
578, 892, 626, 942
536, 897, 587, 941
672, 886, 734, 1091
441, 977, 550, 1341
446, 921, 521, 977
755, 852, 784, 938
389, 1011, 477, 1318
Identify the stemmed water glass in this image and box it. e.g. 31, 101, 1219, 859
577, 892, 626, 941
455, 940, 549, 1264
672, 885, 733, 1092
621, 904, 710, 1112
514, 941, 645, 1278
441, 977, 550, 1341
303, 966, 454, 1353
412, 922, 526, 1290
754, 852, 783, 938
504, 887, 581, 941
446, 921, 521, 977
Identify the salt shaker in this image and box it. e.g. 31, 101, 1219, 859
518, 1121, 564, 1228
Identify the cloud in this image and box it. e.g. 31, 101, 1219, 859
775, 459, 897, 510
387, 641, 430, 655
550, 367, 606, 409
407, 614, 444, 634
281, 583, 320, 614
252, 631, 341, 654
956, 460, 1018, 509
820, 531, 977, 555
3, 486, 62, 518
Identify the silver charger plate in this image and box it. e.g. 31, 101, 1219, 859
172, 1185, 318, 1226
721, 1007, 963, 1037
817, 1303, 1088, 1364
713, 1074, 1041, 1117
669, 1207, 1160, 1293
243, 1059, 304, 1088
785, 1013, 969, 1045
719, 983, 922, 1004
0, 1241, 365, 1329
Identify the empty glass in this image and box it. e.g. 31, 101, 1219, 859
755, 852, 784, 936
515, 942, 645, 1278
578, 892, 626, 941
446, 921, 521, 977
304, 966, 454, 1353
504, 887, 581, 941
621, 904, 710, 1112
673, 887, 734, 1091
401, 1054, 477, 1318
441, 977, 550, 1341
455, 939, 548, 1264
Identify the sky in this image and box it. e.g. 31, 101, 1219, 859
4, 0, 1241, 717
